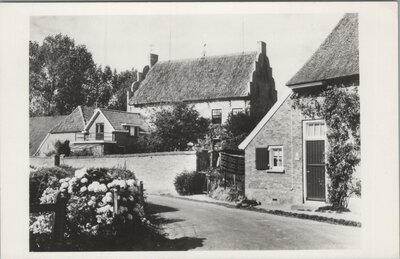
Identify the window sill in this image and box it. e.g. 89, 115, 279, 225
266, 168, 285, 173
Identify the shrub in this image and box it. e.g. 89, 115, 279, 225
174, 170, 206, 195
54, 140, 71, 156
30, 167, 149, 250
70, 148, 94, 157
30, 166, 75, 205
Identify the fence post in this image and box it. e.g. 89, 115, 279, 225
54, 154, 60, 167
113, 188, 118, 216
139, 181, 144, 206
52, 191, 69, 247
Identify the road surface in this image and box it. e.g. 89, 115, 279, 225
146, 195, 361, 250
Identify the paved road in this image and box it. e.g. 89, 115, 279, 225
146, 195, 362, 250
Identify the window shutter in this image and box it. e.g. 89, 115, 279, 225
256, 148, 269, 170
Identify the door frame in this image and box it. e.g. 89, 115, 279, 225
302, 119, 328, 203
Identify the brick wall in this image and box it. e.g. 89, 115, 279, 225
30, 151, 198, 195
245, 96, 304, 205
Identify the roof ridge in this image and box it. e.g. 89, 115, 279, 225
99, 108, 141, 115
156, 51, 258, 64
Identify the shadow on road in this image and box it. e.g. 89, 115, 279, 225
142, 236, 205, 251
143, 201, 205, 250
146, 202, 179, 214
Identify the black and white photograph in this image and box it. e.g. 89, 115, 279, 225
0, 2, 398, 258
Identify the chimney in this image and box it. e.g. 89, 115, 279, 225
137, 71, 144, 82
150, 53, 158, 67
257, 41, 266, 55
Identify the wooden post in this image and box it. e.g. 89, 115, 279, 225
54, 154, 60, 166
53, 192, 69, 246
113, 188, 118, 216
224, 171, 226, 190
139, 181, 144, 206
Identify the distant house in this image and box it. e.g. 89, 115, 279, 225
127, 41, 277, 125
239, 14, 359, 205
73, 108, 149, 155
32, 106, 94, 156
30, 115, 67, 156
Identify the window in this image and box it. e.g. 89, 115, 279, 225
96, 123, 104, 133
305, 121, 326, 138
269, 146, 283, 169
255, 146, 284, 172
211, 109, 222, 124
129, 126, 139, 137
232, 108, 243, 115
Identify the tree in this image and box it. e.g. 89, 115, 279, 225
291, 86, 360, 208
223, 111, 256, 150
29, 34, 95, 116
107, 69, 137, 111
149, 103, 210, 151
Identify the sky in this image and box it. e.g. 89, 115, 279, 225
30, 14, 344, 96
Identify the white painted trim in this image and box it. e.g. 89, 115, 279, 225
302, 119, 328, 203
72, 140, 117, 144
287, 81, 324, 89
238, 92, 291, 149
33, 133, 50, 156
268, 145, 284, 170
78, 105, 86, 126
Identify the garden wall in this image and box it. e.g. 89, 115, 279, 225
30, 151, 198, 195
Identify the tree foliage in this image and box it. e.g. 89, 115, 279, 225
29, 34, 137, 116
291, 86, 360, 208
222, 111, 256, 151
147, 103, 210, 151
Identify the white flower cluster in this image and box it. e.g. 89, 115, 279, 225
88, 181, 108, 193
107, 179, 128, 189
29, 214, 53, 234
74, 168, 88, 179
39, 187, 58, 204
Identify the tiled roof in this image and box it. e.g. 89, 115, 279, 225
98, 108, 149, 132
130, 52, 258, 105
29, 115, 67, 156
287, 13, 359, 86
50, 106, 95, 133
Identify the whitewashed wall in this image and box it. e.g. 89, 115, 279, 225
36, 132, 76, 157
128, 99, 250, 124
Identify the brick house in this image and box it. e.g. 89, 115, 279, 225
239, 14, 359, 205
127, 41, 277, 125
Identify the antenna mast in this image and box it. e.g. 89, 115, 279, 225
169, 16, 172, 60
242, 16, 245, 53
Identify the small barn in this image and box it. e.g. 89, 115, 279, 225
239, 13, 359, 205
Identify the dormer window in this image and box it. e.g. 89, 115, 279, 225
123, 125, 139, 136
130, 126, 138, 136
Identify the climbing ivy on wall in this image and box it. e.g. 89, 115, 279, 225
291, 85, 360, 208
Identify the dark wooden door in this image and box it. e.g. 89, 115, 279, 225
306, 140, 325, 201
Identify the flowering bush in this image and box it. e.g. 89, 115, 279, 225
30, 166, 150, 250
58, 168, 147, 244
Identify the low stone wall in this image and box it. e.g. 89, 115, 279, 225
30, 151, 198, 195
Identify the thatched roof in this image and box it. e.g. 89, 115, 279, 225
29, 115, 67, 156
90, 108, 150, 132
130, 52, 258, 105
287, 13, 359, 86
50, 106, 95, 133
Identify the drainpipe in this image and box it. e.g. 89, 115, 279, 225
290, 103, 294, 191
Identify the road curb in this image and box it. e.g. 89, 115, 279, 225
155, 194, 361, 228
